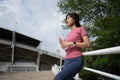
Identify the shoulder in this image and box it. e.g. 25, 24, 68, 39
76, 26, 86, 31
78, 26, 88, 35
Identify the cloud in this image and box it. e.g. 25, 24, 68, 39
0, 0, 67, 56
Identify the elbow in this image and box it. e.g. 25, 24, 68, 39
86, 43, 91, 48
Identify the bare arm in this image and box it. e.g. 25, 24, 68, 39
59, 35, 90, 49
75, 35, 91, 48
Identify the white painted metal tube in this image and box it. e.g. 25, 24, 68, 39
83, 46, 120, 56
84, 67, 120, 80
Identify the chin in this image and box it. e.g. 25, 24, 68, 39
67, 24, 71, 27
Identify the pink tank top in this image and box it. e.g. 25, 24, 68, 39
65, 26, 88, 59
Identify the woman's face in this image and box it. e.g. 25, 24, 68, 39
66, 15, 75, 27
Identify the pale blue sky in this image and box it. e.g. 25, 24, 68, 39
0, 0, 69, 56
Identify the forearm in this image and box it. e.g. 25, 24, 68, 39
65, 41, 90, 48
75, 42, 90, 48
61, 35, 90, 49
64, 41, 73, 47
76, 35, 91, 48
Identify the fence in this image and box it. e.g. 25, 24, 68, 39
7, 65, 39, 72
52, 46, 120, 80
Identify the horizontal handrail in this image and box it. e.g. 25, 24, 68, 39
84, 67, 120, 80
83, 46, 120, 56
83, 46, 120, 79
52, 46, 120, 80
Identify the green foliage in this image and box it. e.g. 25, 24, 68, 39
93, 17, 120, 49
57, 0, 120, 79
80, 69, 99, 80
58, 0, 114, 22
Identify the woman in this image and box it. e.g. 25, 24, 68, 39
54, 13, 90, 80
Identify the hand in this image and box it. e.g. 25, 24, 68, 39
59, 37, 67, 49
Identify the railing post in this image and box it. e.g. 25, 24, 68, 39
74, 73, 80, 80
52, 46, 120, 80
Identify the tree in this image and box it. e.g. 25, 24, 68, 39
57, 0, 120, 79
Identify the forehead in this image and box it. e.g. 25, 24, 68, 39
66, 15, 72, 20
66, 15, 71, 18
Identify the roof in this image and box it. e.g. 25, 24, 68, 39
0, 27, 40, 47
0, 27, 60, 65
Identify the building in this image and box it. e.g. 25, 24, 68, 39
0, 27, 62, 72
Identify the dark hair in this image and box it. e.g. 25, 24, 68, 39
66, 13, 81, 27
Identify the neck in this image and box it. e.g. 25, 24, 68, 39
71, 25, 77, 30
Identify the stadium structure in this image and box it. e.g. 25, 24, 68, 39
0, 27, 62, 72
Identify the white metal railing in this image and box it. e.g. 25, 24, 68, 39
52, 46, 120, 80
82, 46, 120, 80
84, 67, 120, 80
52, 64, 61, 75
83, 46, 120, 56
51, 64, 81, 80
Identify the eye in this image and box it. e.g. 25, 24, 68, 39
67, 16, 70, 19
67, 17, 69, 19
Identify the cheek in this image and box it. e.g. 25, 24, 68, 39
67, 19, 73, 25
66, 20, 70, 25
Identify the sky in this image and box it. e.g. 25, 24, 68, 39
0, 0, 69, 56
